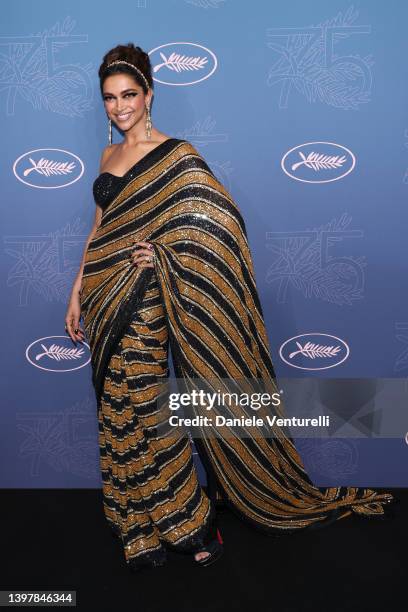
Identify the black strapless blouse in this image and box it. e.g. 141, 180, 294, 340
93, 172, 123, 210
93, 138, 183, 210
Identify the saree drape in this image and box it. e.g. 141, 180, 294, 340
80, 137, 393, 565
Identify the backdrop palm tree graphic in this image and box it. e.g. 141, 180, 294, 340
265, 213, 365, 305
4, 218, 86, 306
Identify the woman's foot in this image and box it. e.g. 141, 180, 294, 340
193, 528, 223, 566
194, 551, 211, 562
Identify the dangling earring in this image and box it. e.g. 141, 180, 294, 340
108, 118, 112, 145
145, 104, 152, 140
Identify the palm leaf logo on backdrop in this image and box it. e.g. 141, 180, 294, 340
35, 343, 85, 362
289, 341, 341, 360
23, 158, 76, 176
153, 52, 208, 74
291, 152, 347, 172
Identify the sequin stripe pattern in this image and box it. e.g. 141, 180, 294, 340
80, 138, 189, 402
154, 240, 393, 530
144, 143, 393, 530
81, 139, 393, 536
98, 272, 213, 569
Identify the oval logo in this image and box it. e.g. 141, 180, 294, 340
279, 333, 349, 370
26, 336, 91, 372
281, 142, 355, 183
14, 149, 84, 189
149, 42, 217, 86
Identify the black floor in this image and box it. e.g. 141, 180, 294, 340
2, 488, 406, 611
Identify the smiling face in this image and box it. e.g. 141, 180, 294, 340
102, 72, 152, 134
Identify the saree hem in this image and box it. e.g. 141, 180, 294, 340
108, 502, 217, 565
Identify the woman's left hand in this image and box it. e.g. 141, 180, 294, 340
130, 240, 155, 268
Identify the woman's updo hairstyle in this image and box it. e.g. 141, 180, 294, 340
98, 43, 154, 96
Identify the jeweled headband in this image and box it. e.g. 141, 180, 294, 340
105, 60, 150, 91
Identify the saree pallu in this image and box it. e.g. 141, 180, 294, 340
80, 138, 393, 565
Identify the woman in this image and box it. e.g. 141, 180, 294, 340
65, 43, 394, 572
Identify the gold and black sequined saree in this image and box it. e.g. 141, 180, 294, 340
80, 137, 393, 568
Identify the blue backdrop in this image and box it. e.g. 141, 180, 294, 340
2, 0, 408, 488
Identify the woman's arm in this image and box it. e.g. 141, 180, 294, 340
69, 145, 114, 299
70, 204, 102, 299
65, 147, 113, 342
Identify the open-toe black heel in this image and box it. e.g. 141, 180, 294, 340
193, 518, 224, 567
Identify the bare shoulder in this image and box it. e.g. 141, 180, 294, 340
101, 144, 119, 161
99, 144, 118, 172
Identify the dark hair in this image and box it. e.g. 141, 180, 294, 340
98, 43, 153, 95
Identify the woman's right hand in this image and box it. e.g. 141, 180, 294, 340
65, 292, 85, 344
